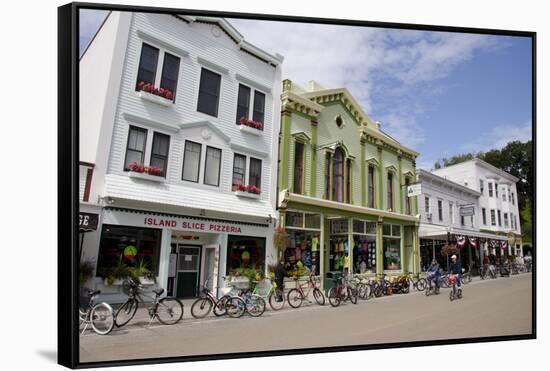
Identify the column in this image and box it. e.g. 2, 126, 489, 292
348, 218, 353, 274
157, 229, 172, 292
412, 227, 419, 277
398, 155, 403, 214
376, 220, 384, 279
320, 214, 327, 290
310, 120, 318, 197
279, 110, 292, 191
360, 141, 366, 206
377, 147, 383, 210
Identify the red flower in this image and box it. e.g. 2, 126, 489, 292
137, 81, 145, 90
165, 90, 174, 100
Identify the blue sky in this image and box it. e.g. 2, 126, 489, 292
80, 11, 532, 171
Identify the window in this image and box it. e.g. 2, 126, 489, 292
226, 235, 265, 275
449, 202, 454, 224
124, 126, 148, 170
482, 208, 487, 225
479, 179, 484, 194
504, 213, 509, 228
293, 142, 304, 194
236, 84, 251, 124
514, 215, 518, 230
424, 197, 430, 215
387, 172, 394, 210
203, 146, 222, 186
508, 188, 511, 202
253, 91, 266, 124
495, 183, 499, 198
325, 153, 331, 199
511, 192, 515, 205
497, 210, 502, 226
97, 225, 162, 277
346, 159, 352, 203
182, 141, 202, 182
368, 166, 375, 208
232, 154, 247, 190
488, 182, 493, 197
249, 157, 262, 189
150, 132, 170, 177
471, 216, 474, 227
438, 200, 443, 222
510, 213, 514, 229
490, 209, 496, 226
383, 223, 401, 271
502, 188, 506, 201
332, 148, 344, 202
136, 43, 159, 88
159, 53, 180, 100
461, 215, 465, 226
405, 178, 411, 214
197, 68, 221, 117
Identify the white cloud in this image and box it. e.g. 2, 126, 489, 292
490, 122, 532, 148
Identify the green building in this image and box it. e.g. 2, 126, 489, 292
277, 80, 421, 286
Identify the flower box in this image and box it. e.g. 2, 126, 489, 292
103, 278, 125, 287
234, 190, 260, 199
138, 90, 173, 106
136, 81, 174, 106
128, 171, 165, 183
239, 124, 262, 136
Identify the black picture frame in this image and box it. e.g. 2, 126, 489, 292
58, 2, 536, 369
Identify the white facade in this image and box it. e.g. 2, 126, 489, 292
79, 12, 284, 302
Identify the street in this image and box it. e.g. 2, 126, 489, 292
79, 273, 532, 363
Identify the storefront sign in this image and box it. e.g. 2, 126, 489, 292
102, 209, 268, 237
79, 212, 99, 231
407, 183, 422, 197
459, 206, 475, 217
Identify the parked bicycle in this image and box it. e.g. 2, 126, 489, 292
115, 279, 184, 327
391, 274, 411, 294
190, 279, 231, 319
350, 276, 372, 300
327, 274, 357, 307
224, 287, 266, 318
407, 271, 427, 291
79, 289, 115, 335
448, 274, 463, 301
252, 278, 286, 311
287, 274, 325, 308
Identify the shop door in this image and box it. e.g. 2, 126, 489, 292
200, 244, 220, 297
176, 245, 201, 298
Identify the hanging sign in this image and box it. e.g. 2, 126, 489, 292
459, 206, 475, 217
79, 212, 99, 231
407, 183, 422, 197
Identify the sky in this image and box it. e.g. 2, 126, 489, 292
80, 10, 532, 171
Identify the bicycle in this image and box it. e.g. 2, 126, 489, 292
115, 279, 184, 327
407, 271, 427, 291
190, 279, 231, 319
287, 274, 325, 308
327, 274, 357, 307
224, 287, 266, 317
424, 273, 440, 296
350, 276, 372, 300
252, 278, 286, 311
460, 265, 472, 285
448, 274, 463, 301
79, 289, 115, 335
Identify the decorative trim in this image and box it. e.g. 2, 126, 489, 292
366, 157, 380, 167
235, 73, 272, 94
230, 142, 269, 159
136, 29, 190, 58
179, 120, 231, 143
281, 91, 323, 119
122, 112, 179, 133
128, 171, 166, 183
239, 124, 262, 136
291, 131, 311, 143
197, 56, 229, 75
385, 165, 398, 173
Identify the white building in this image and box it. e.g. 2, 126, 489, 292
79, 11, 283, 301
417, 169, 508, 273
431, 158, 523, 258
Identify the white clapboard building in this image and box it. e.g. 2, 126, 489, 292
79, 11, 283, 301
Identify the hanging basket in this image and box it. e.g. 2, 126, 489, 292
441, 244, 458, 256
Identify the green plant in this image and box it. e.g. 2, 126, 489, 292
79, 260, 95, 287
128, 258, 156, 284
230, 267, 263, 282
100, 256, 132, 286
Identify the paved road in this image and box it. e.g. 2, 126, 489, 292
80, 273, 533, 363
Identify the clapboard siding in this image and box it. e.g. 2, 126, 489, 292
104, 13, 280, 216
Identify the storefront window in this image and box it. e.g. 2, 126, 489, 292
304, 213, 321, 229
329, 218, 349, 272
97, 225, 162, 277
383, 223, 401, 271
226, 235, 266, 276
352, 219, 376, 274
286, 211, 304, 228
284, 210, 322, 276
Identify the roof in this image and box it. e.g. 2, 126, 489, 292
433, 158, 520, 183
418, 169, 481, 197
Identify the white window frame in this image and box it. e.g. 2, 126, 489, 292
124, 124, 171, 176
231, 153, 263, 192
135, 42, 182, 100
236, 83, 267, 125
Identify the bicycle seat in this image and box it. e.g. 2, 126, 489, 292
87, 289, 101, 296
152, 288, 164, 296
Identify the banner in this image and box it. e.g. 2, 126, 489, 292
470, 237, 477, 248
456, 235, 467, 249
501, 241, 508, 250
489, 239, 498, 248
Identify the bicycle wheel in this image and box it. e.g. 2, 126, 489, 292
225, 297, 246, 318
156, 298, 184, 325
246, 294, 266, 317
327, 287, 341, 307
348, 287, 358, 304
191, 297, 213, 319
313, 288, 325, 306
373, 285, 383, 298
115, 299, 138, 327
213, 295, 229, 316
90, 303, 115, 335
268, 290, 285, 311
416, 278, 427, 291
287, 288, 304, 309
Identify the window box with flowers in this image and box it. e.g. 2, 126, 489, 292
127, 162, 165, 182
232, 183, 261, 199
238, 116, 263, 136
136, 81, 174, 107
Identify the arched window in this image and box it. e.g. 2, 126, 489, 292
332, 148, 344, 202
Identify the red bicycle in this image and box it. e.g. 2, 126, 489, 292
287, 274, 325, 308
327, 275, 357, 307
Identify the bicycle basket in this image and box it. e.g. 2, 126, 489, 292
229, 277, 250, 290
254, 278, 272, 297
122, 279, 138, 295
79, 294, 91, 308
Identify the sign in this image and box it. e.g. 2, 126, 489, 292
184, 255, 193, 262
459, 206, 475, 217
79, 212, 99, 231
407, 183, 422, 197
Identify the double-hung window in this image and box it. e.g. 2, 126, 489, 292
479, 179, 484, 194
197, 68, 221, 117
252, 91, 265, 124
449, 202, 454, 224
236, 85, 266, 129
488, 182, 494, 197
124, 126, 148, 170
136, 43, 180, 102
405, 178, 411, 214
482, 208, 487, 225
490, 209, 496, 226
150, 132, 170, 177
182, 141, 202, 182
495, 183, 499, 198
368, 166, 375, 208
424, 197, 430, 216
236, 84, 251, 124
293, 142, 304, 194
203, 146, 222, 186
504, 213, 509, 228
232, 154, 247, 190
497, 210, 502, 226
438, 200, 443, 222
249, 158, 262, 189
387, 172, 394, 210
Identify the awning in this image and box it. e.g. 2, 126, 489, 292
419, 225, 508, 241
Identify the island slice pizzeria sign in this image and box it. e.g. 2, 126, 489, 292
102, 208, 267, 236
